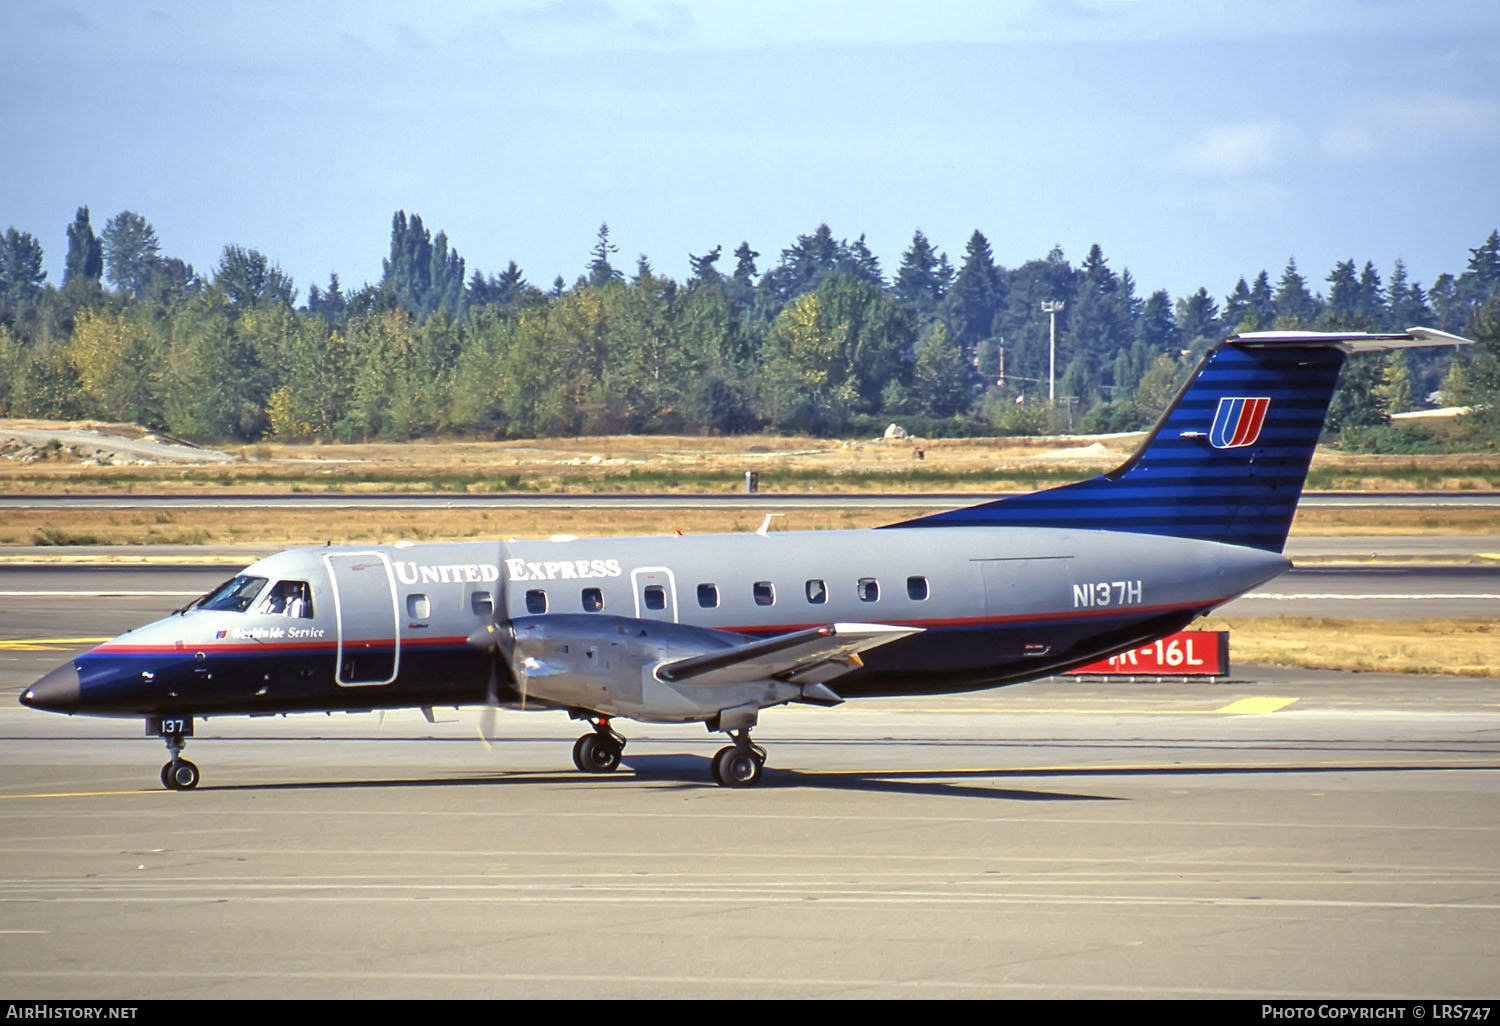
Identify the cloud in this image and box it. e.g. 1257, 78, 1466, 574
1168, 119, 1285, 176
1323, 93, 1500, 160
513, 0, 616, 25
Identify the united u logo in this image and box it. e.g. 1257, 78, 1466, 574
1209, 396, 1270, 448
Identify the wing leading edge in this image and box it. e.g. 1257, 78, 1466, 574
655, 622, 923, 692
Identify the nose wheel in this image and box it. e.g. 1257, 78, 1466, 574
161, 758, 200, 790
571, 717, 625, 773
151, 716, 199, 790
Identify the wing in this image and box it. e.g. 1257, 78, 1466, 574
655, 622, 922, 692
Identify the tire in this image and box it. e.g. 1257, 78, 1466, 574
712, 746, 762, 787
169, 760, 199, 790
576, 734, 621, 773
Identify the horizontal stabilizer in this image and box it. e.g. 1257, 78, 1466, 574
1231, 327, 1471, 353
656, 622, 922, 687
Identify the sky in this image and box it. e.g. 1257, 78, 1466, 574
4, 0, 1499, 306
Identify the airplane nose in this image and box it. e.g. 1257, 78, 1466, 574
20, 662, 81, 713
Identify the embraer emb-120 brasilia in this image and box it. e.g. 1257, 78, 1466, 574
22, 328, 1471, 789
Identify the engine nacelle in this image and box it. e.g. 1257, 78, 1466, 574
497, 615, 806, 723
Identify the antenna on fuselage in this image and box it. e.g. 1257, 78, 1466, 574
756, 514, 782, 536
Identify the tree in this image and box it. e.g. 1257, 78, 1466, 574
379, 211, 463, 321
1224, 277, 1252, 332
688, 245, 723, 286
942, 230, 1004, 357
0, 228, 46, 307
1137, 289, 1179, 351
101, 211, 161, 298
1453, 229, 1500, 325
893, 229, 949, 321
214, 245, 295, 307
910, 321, 969, 417
1248, 270, 1275, 328
63, 207, 103, 284
587, 223, 622, 287
306, 273, 348, 322
1273, 257, 1318, 327
1174, 287, 1220, 344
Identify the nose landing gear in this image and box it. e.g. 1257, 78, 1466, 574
150, 715, 199, 790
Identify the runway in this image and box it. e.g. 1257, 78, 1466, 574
1, 561, 1497, 998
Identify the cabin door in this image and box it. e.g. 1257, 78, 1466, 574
323, 551, 401, 686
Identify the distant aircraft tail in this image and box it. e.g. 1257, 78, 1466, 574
888, 328, 1471, 553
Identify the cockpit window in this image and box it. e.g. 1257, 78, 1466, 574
196, 575, 269, 613
257, 580, 314, 618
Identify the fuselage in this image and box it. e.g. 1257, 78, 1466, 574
23, 525, 1289, 721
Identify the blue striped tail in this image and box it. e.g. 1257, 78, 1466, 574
888, 340, 1347, 553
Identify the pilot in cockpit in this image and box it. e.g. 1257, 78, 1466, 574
258, 580, 312, 618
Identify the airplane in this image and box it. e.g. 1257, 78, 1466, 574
20, 327, 1471, 790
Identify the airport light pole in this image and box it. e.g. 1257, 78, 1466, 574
1041, 300, 1065, 403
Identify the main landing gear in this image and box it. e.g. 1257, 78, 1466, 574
571, 717, 625, 773
150, 716, 199, 790
711, 730, 766, 789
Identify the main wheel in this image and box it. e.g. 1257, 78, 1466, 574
711, 746, 763, 788
575, 734, 621, 773
168, 759, 199, 790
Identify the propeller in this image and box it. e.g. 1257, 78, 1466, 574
467, 620, 510, 747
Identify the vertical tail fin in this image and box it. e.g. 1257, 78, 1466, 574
888, 328, 1471, 553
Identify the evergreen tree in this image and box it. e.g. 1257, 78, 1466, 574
425, 230, 465, 320
893, 229, 949, 320
1324, 259, 1361, 325
761, 223, 844, 303
587, 223, 622, 287
732, 242, 759, 284
63, 206, 103, 284
1357, 261, 1386, 327
688, 245, 723, 285
1223, 277, 1252, 331
0, 228, 46, 307
1454, 229, 1500, 320
1138, 289, 1179, 350
1174, 287, 1220, 343
214, 245, 295, 307
1249, 271, 1275, 328
842, 234, 883, 286
1273, 258, 1318, 326
306, 273, 348, 322
942, 230, 1003, 357
101, 211, 161, 298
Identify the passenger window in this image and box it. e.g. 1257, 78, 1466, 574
582, 588, 604, 612
643, 585, 665, 611
256, 579, 313, 618
471, 591, 493, 616
697, 583, 719, 608
907, 576, 929, 601
857, 578, 879, 602
406, 593, 430, 619
525, 589, 548, 615
805, 579, 827, 604
754, 581, 775, 606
